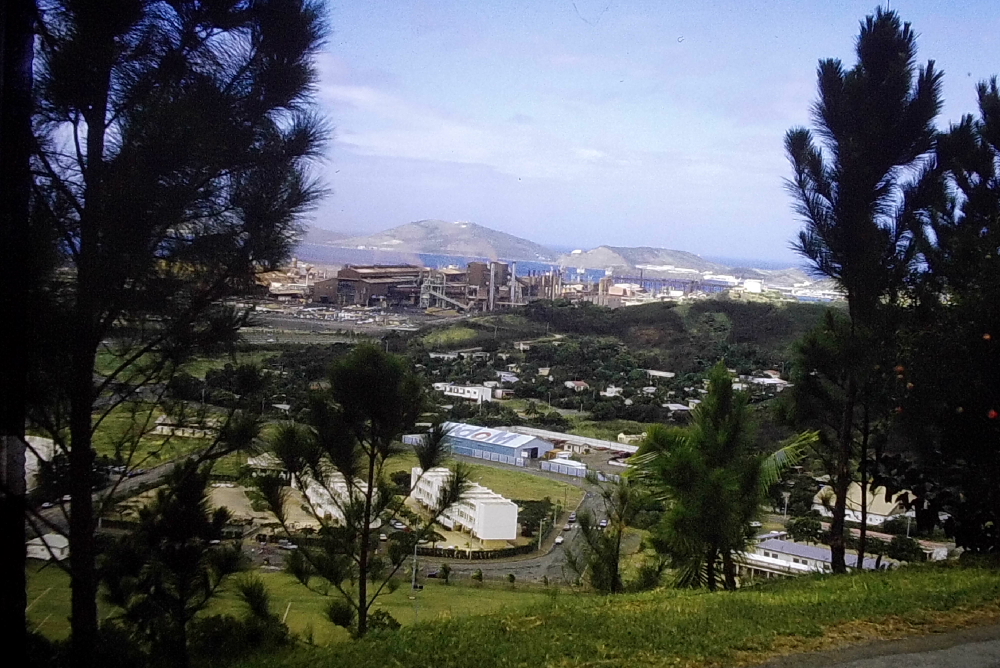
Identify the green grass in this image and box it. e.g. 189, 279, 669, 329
419, 326, 479, 349
91, 403, 206, 467
569, 419, 657, 441
386, 454, 584, 507
207, 573, 556, 646
95, 350, 275, 380
26, 562, 554, 646
26, 562, 117, 641
242, 563, 1000, 668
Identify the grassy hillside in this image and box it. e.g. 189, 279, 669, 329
241, 563, 1000, 668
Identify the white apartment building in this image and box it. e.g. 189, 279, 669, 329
410, 467, 518, 543
298, 471, 369, 526
432, 382, 494, 404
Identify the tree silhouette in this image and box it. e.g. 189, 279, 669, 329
784, 8, 941, 572
27, 1, 325, 663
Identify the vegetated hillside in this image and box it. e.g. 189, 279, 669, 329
406, 299, 832, 373
240, 564, 1000, 668
557, 245, 728, 272
302, 226, 356, 245
333, 219, 558, 262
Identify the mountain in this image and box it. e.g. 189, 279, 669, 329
327, 220, 558, 262
302, 227, 355, 245
556, 246, 728, 273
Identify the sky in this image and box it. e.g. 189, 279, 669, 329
308, 0, 1000, 263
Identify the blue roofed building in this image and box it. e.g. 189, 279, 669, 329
440, 422, 554, 466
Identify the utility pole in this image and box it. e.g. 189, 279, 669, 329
411, 540, 419, 589
537, 518, 546, 551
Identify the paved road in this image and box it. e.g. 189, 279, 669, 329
756, 625, 1000, 668
29, 455, 190, 536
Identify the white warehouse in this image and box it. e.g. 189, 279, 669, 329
410, 467, 518, 546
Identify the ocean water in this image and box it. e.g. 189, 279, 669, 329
294, 243, 796, 280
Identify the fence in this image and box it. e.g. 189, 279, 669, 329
538, 460, 620, 483
415, 543, 536, 560
451, 443, 526, 467
540, 460, 587, 477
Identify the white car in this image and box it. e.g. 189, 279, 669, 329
554, 535, 565, 545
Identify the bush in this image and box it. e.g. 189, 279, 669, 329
472, 568, 483, 582
887, 535, 924, 562
787, 516, 823, 543
367, 610, 401, 633
325, 599, 356, 629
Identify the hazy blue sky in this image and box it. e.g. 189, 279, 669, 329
310, 1, 999, 263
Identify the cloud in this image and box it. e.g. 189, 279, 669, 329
321, 83, 619, 179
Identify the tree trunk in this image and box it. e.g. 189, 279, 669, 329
705, 547, 718, 592
69, 62, 111, 668
829, 378, 856, 574
0, 0, 34, 660
69, 339, 98, 667
856, 404, 871, 569
722, 551, 737, 591
357, 447, 378, 638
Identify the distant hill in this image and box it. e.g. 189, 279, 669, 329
556, 246, 728, 273
302, 227, 355, 245
328, 220, 558, 262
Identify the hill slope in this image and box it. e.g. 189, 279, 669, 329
331, 220, 558, 262
243, 564, 1000, 668
557, 245, 729, 273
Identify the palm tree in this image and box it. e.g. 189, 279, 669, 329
784, 7, 942, 572
637, 363, 813, 591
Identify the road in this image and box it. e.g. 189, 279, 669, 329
756, 625, 1000, 668
30, 455, 192, 536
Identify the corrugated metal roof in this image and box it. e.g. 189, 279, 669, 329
758, 539, 879, 570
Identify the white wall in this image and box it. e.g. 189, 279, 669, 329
473, 500, 518, 541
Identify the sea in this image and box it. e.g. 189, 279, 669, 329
294, 243, 799, 281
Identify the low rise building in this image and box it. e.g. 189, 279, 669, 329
741, 538, 881, 580
410, 467, 517, 544
812, 482, 913, 526
432, 383, 494, 404
298, 471, 372, 526
25, 435, 56, 494
26, 533, 69, 562
440, 422, 554, 464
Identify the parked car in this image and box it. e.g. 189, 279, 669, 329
598, 519, 609, 529
563, 524, 572, 531
426, 570, 439, 578
379, 533, 388, 542
41, 501, 54, 509
554, 535, 565, 545
568, 512, 577, 522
